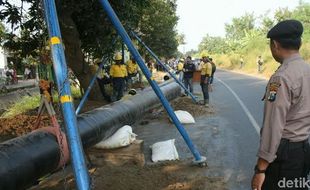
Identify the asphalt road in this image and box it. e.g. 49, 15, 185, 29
133, 69, 270, 189
138, 69, 269, 189
210, 69, 268, 189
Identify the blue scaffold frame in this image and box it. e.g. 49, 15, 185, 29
98, 0, 206, 164
42, 0, 90, 189
131, 31, 198, 104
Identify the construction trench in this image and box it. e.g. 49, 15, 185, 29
0, 82, 182, 190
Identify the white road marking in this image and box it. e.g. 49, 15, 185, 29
217, 78, 261, 135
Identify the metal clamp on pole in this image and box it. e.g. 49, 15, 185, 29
42, 0, 90, 189
131, 31, 199, 104
98, 0, 206, 165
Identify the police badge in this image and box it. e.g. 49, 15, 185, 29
268, 82, 281, 102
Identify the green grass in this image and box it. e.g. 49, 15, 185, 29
215, 44, 310, 79
71, 86, 82, 99
1, 95, 41, 118
1, 85, 82, 118
210, 40, 310, 79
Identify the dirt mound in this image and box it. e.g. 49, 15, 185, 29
34, 161, 227, 190
145, 96, 215, 122
0, 114, 51, 137
0, 100, 108, 141
170, 96, 215, 117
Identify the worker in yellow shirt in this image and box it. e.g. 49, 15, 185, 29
110, 53, 128, 101
126, 57, 139, 88
177, 58, 184, 82
200, 55, 212, 107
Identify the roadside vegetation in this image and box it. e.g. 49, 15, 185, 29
1, 95, 40, 118
0, 0, 180, 100
1, 85, 82, 118
196, 1, 310, 78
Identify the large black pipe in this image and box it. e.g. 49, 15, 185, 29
0, 81, 181, 190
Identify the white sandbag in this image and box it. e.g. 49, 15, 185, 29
150, 139, 179, 162
174, 110, 195, 124
94, 125, 137, 149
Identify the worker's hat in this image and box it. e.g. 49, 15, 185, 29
114, 53, 122, 61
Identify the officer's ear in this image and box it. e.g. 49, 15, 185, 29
273, 40, 281, 50
270, 40, 280, 52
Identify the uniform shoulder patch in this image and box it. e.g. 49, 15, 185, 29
268, 82, 281, 102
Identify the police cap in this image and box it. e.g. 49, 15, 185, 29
267, 19, 303, 40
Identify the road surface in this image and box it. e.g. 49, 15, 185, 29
134, 69, 269, 190
210, 69, 268, 189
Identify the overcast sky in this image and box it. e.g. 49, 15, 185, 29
176, 0, 305, 52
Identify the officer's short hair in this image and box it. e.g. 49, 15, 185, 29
274, 38, 301, 50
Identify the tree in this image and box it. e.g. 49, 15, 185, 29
137, 0, 179, 58
0, 22, 5, 41
198, 34, 227, 54
0, 0, 179, 99
274, 8, 292, 22
260, 15, 274, 34
176, 33, 186, 46
292, 1, 310, 41
225, 13, 255, 41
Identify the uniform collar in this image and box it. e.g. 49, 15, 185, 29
282, 53, 302, 65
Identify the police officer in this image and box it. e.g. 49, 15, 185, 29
110, 53, 128, 101
252, 20, 310, 190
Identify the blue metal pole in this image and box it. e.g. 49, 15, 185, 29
98, 0, 205, 163
42, 0, 90, 189
131, 31, 198, 103
76, 56, 109, 115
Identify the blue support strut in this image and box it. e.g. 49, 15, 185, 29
76, 37, 117, 115
75, 56, 109, 115
131, 31, 198, 104
98, 0, 206, 163
42, 0, 90, 189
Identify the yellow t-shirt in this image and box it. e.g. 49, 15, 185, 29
200, 62, 212, 76
126, 60, 138, 74
110, 64, 128, 78
177, 62, 184, 71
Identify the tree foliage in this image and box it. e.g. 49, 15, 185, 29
0, 0, 179, 98
224, 13, 255, 41
0, 0, 179, 60
137, 0, 178, 58
198, 35, 227, 54
0, 22, 5, 41
199, 2, 310, 57
176, 33, 186, 45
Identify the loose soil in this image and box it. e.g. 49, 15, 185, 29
2, 88, 227, 190
144, 96, 216, 122
0, 114, 51, 137
28, 95, 226, 190
0, 100, 107, 142
34, 161, 227, 190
